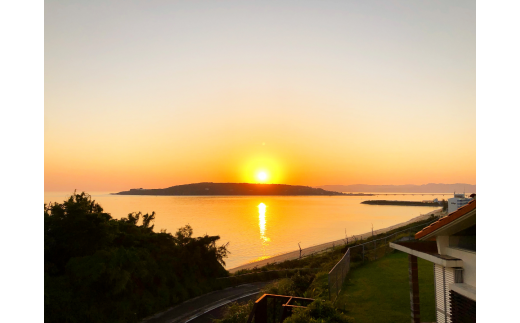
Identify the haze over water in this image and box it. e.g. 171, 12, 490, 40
44, 192, 446, 268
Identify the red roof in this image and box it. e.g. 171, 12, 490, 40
415, 200, 476, 240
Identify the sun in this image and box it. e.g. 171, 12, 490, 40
256, 171, 268, 183
242, 155, 283, 183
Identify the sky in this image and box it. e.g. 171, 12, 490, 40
45, 0, 476, 192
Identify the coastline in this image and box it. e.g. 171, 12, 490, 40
227, 208, 443, 273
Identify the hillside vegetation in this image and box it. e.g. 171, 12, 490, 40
115, 182, 348, 196
44, 192, 229, 323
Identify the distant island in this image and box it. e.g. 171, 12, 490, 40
361, 200, 442, 206
315, 183, 476, 194
113, 183, 374, 196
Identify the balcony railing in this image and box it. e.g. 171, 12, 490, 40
246, 294, 314, 323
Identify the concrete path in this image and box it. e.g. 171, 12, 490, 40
141, 282, 270, 323
228, 209, 443, 273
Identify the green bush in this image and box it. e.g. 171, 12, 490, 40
305, 272, 330, 299
212, 300, 255, 323
284, 300, 354, 323
262, 272, 315, 297
45, 192, 229, 323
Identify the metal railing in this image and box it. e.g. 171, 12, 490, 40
246, 294, 314, 323
328, 217, 440, 301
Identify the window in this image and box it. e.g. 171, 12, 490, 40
449, 225, 476, 252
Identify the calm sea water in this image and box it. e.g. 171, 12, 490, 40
44, 192, 448, 269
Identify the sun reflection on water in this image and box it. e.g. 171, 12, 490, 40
258, 203, 270, 245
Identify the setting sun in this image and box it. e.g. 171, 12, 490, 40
241, 156, 284, 184
257, 171, 268, 182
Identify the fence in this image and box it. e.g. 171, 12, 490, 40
328, 249, 350, 299
328, 217, 440, 301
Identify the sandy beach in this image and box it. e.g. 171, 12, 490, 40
228, 208, 443, 273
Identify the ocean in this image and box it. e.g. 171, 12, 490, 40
44, 192, 449, 269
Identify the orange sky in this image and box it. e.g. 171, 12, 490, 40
45, 1, 476, 192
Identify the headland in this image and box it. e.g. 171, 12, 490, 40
113, 182, 373, 196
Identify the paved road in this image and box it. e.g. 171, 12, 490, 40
141, 282, 269, 323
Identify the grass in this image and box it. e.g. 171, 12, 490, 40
335, 251, 436, 323
214, 215, 442, 322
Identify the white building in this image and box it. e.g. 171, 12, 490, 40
390, 200, 476, 323
447, 193, 473, 214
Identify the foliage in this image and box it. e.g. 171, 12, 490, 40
284, 300, 354, 323
212, 300, 255, 323
441, 199, 448, 211
305, 272, 330, 299
262, 271, 315, 297
45, 192, 229, 323
219, 268, 319, 289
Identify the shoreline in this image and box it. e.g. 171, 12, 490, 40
228, 208, 443, 273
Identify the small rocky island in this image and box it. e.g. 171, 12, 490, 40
114, 183, 372, 196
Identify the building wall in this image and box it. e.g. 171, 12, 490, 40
447, 197, 472, 214
436, 235, 476, 287
445, 248, 476, 287
436, 235, 449, 254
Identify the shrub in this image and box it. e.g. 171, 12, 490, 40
45, 192, 229, 323
212, 300, 254, 323
284, 300, 355, 323
262, 272, 315, 297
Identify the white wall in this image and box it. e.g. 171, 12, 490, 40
445, 247, 476, 287
436, 235, 476, 287
447, 197, 472, 214
447, 198, 458, 214
437, 235, 450, 254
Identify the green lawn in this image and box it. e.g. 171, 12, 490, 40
335, 251, 436, 323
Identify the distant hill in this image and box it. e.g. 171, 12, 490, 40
114, 182, 363, 196
315, 183, 476, 194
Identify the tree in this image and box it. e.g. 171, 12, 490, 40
45, 192, 229, 323
441, 199, 448, 212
